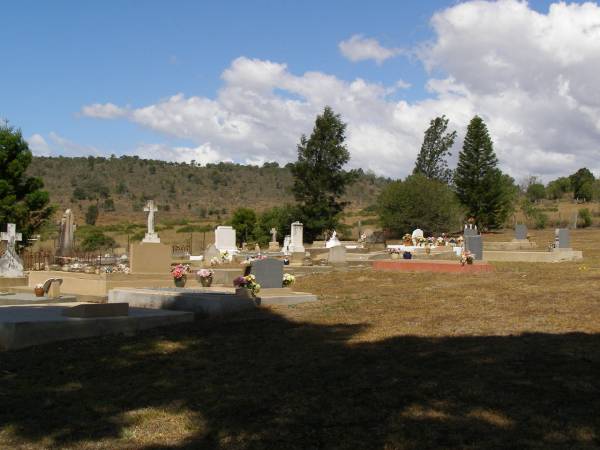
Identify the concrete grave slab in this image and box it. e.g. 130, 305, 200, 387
0, 293, 77, 306
0, 303, 193, 351
62, 302, 129, 318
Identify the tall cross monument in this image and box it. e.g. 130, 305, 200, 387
143, 200, 160, 243
0, 223, 24, 277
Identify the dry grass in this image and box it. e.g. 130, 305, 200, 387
2, 229, 600, 449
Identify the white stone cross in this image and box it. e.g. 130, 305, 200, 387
270, 227, 277, 242
1, 223, 22, 250
144, 200, 158, 235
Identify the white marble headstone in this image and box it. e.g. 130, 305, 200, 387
325, 230, 341, 248
143, 200, 160, 243
0, 223, 24, 277
290, 222, 305, 253
411, 228, 424, 246
215, 226, 237, 253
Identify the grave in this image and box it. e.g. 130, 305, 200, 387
465, 235, 483, 260
325, 230, 341, 248
215, 226, 237, 254
142, 200, 160, 243
62, 302, 129, 318
56, 209, 76, 256
250, 258, 283, 289
554, 228, 570, 250
327, 245, 347, 265
515, 224, 528, 241
268, 228, 280, 251
411, 228, 424, 245
129, 242, 171, 274
373, 259, 493, 273
0, 292, 77, 306
0, 223, 24, 278
204, 243, 220, 261
0, 303, 192, 351
289, 222, 305, 253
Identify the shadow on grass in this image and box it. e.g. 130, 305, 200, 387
1, 309, 599, 449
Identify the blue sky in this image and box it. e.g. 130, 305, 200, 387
1, 1, 597, 180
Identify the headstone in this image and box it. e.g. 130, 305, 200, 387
411, 228, 424, 245
515, 224, 528, 240
215, 226, 237, 253
328, 245, 347, 265
0, 223, 24, 277
56, 209, 76, 256
268, 228, 280, 251
142, 200, 160, 243
204, 244, 220, 261
283, 235, 291, 254
325, 230, 341, 248
464, 227, 478, 237
254, 243, 261, 253
465, 235, 483, 260
290, 222, 305, 253
555, 228, 570, 249
250, 258, 284, 289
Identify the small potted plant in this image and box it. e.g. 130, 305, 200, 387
233, 274, 261, 298
282, 273, 295, 287
34, 283, 45, 297
460, 250, 474, 266
171, 264, 188, 287
196, 268, 214, 287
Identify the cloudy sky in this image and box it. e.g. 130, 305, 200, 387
2, 0, 600, 181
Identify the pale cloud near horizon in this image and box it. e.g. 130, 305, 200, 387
79, 0, 600, 181
338, 34, 403, 64
27, 133, 51, 156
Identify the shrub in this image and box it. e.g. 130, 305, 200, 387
578, 208, 593, 228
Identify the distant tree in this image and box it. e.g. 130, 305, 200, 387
454, 116, 515, 229
526, 182, 546, 202
85, 204, 99, 225
230, 207, 257, 244
546, 177, 572, 200
102, 197, 115, 212
0, 122, 54, 245
569, 168, 595, 201
413, 115, 456, 183
377, 174, 462, 236
291, 106, 357, 241
79, 228, 116, 252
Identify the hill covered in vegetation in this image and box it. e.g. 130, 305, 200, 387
27, 156, 389, 224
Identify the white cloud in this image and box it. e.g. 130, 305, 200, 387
134, 143, 224, 166
81, 102, 128, 119
81, 1, 600, 180
339, 34, 403, 64
27, 134, 51, 156
49, 132, 101, 156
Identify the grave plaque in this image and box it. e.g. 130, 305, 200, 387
215, 226, 237, 253
555, 228, 570, 249
328, 245, 347, 265
515, 224, 528, 240
465, 235, 483, 260
250, 258, 284, 289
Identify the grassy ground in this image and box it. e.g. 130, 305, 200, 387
2, 230, 600, 449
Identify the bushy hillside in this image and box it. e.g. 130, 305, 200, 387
28, 156, 390, 224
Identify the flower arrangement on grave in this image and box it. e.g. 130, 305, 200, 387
233, 274, 261, 296
436, 237, 446, 246
460, 250, 474, 266
402, 233, 413, 245
416, 236, 427, 247
196, 268, 214, 287
34, 283, 44, 297
171, 264, 188, 287
282, 273, 295, 287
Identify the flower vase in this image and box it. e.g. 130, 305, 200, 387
200, 276, 213, 287
391, 253, 399, 260
34, 287, 45, 297
174, 277, 186, 288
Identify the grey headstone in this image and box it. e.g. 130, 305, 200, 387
555, 228, 570, 248
465, 235, 483, 260
250, 258, 284, 289
464, 227, 478, 237
515, 224, 528, 240
328, 245, 347, 264
204, 244, 220, 261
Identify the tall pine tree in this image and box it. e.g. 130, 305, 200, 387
0, 122, 54, 245
291, 106, 356, 242
413, 115, 456, 183
454, 116, 515, 229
